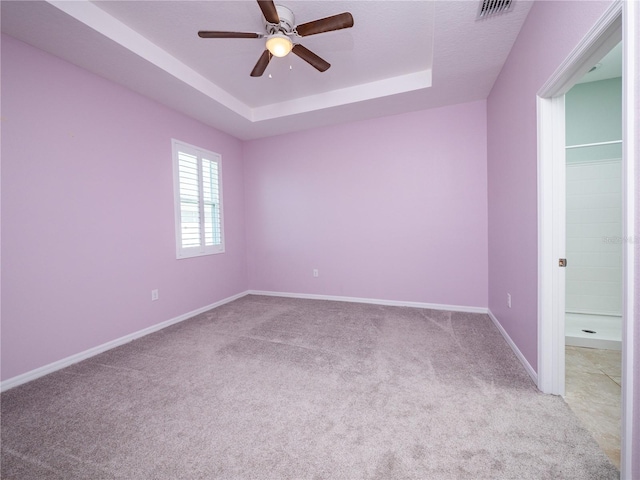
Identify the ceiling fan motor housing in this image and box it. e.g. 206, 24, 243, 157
269, 5, 295, 34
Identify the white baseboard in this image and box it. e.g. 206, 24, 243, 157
0, 290, 250, 392
248, 290, 489, 314
2, 292, 525, 392
487, 309, 538, 384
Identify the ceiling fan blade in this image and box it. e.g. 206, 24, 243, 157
198, 31, 263, 39
292, 44, 330, 72
251, 50, 272, 77
257, 0, 279, 24
296, 12, 354, 37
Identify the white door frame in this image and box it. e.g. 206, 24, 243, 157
537, 0, 637, 477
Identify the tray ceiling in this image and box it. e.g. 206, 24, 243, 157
1, 1, 534, 140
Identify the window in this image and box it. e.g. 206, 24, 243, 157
172, 139, 224, 258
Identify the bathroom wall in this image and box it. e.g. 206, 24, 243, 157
565, 77, 623, 315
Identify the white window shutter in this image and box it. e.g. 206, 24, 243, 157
172, 140, 224, 258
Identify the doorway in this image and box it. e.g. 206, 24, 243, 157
562, 45, 623, 467
536, 1, 637, 477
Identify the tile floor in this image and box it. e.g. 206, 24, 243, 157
564, 346, 621, 468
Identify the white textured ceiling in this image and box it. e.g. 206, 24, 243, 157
93, 1, 435, 107
1, 0, 534, 140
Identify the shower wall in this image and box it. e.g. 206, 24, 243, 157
565, 77, 622, 317
566, 159, 622, 315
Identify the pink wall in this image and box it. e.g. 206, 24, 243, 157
243, 101, 488, 308
0, 35, 248, 380
486, 1, 614, 370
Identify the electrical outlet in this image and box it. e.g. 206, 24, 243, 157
151, 289, 159, 301
507, 293, 512, 308
313, 269, 319, 278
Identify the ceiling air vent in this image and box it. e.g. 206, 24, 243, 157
478, 0, 513, 19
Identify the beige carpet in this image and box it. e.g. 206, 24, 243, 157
1, 295, 618, 479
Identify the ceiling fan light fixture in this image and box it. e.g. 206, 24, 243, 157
266, 33, 292, 57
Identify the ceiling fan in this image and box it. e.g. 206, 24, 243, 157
198, 0, 354, 77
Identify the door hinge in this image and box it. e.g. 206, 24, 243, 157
559, 258, 567, 267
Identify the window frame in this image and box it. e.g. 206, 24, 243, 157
172, 139, 225, 259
